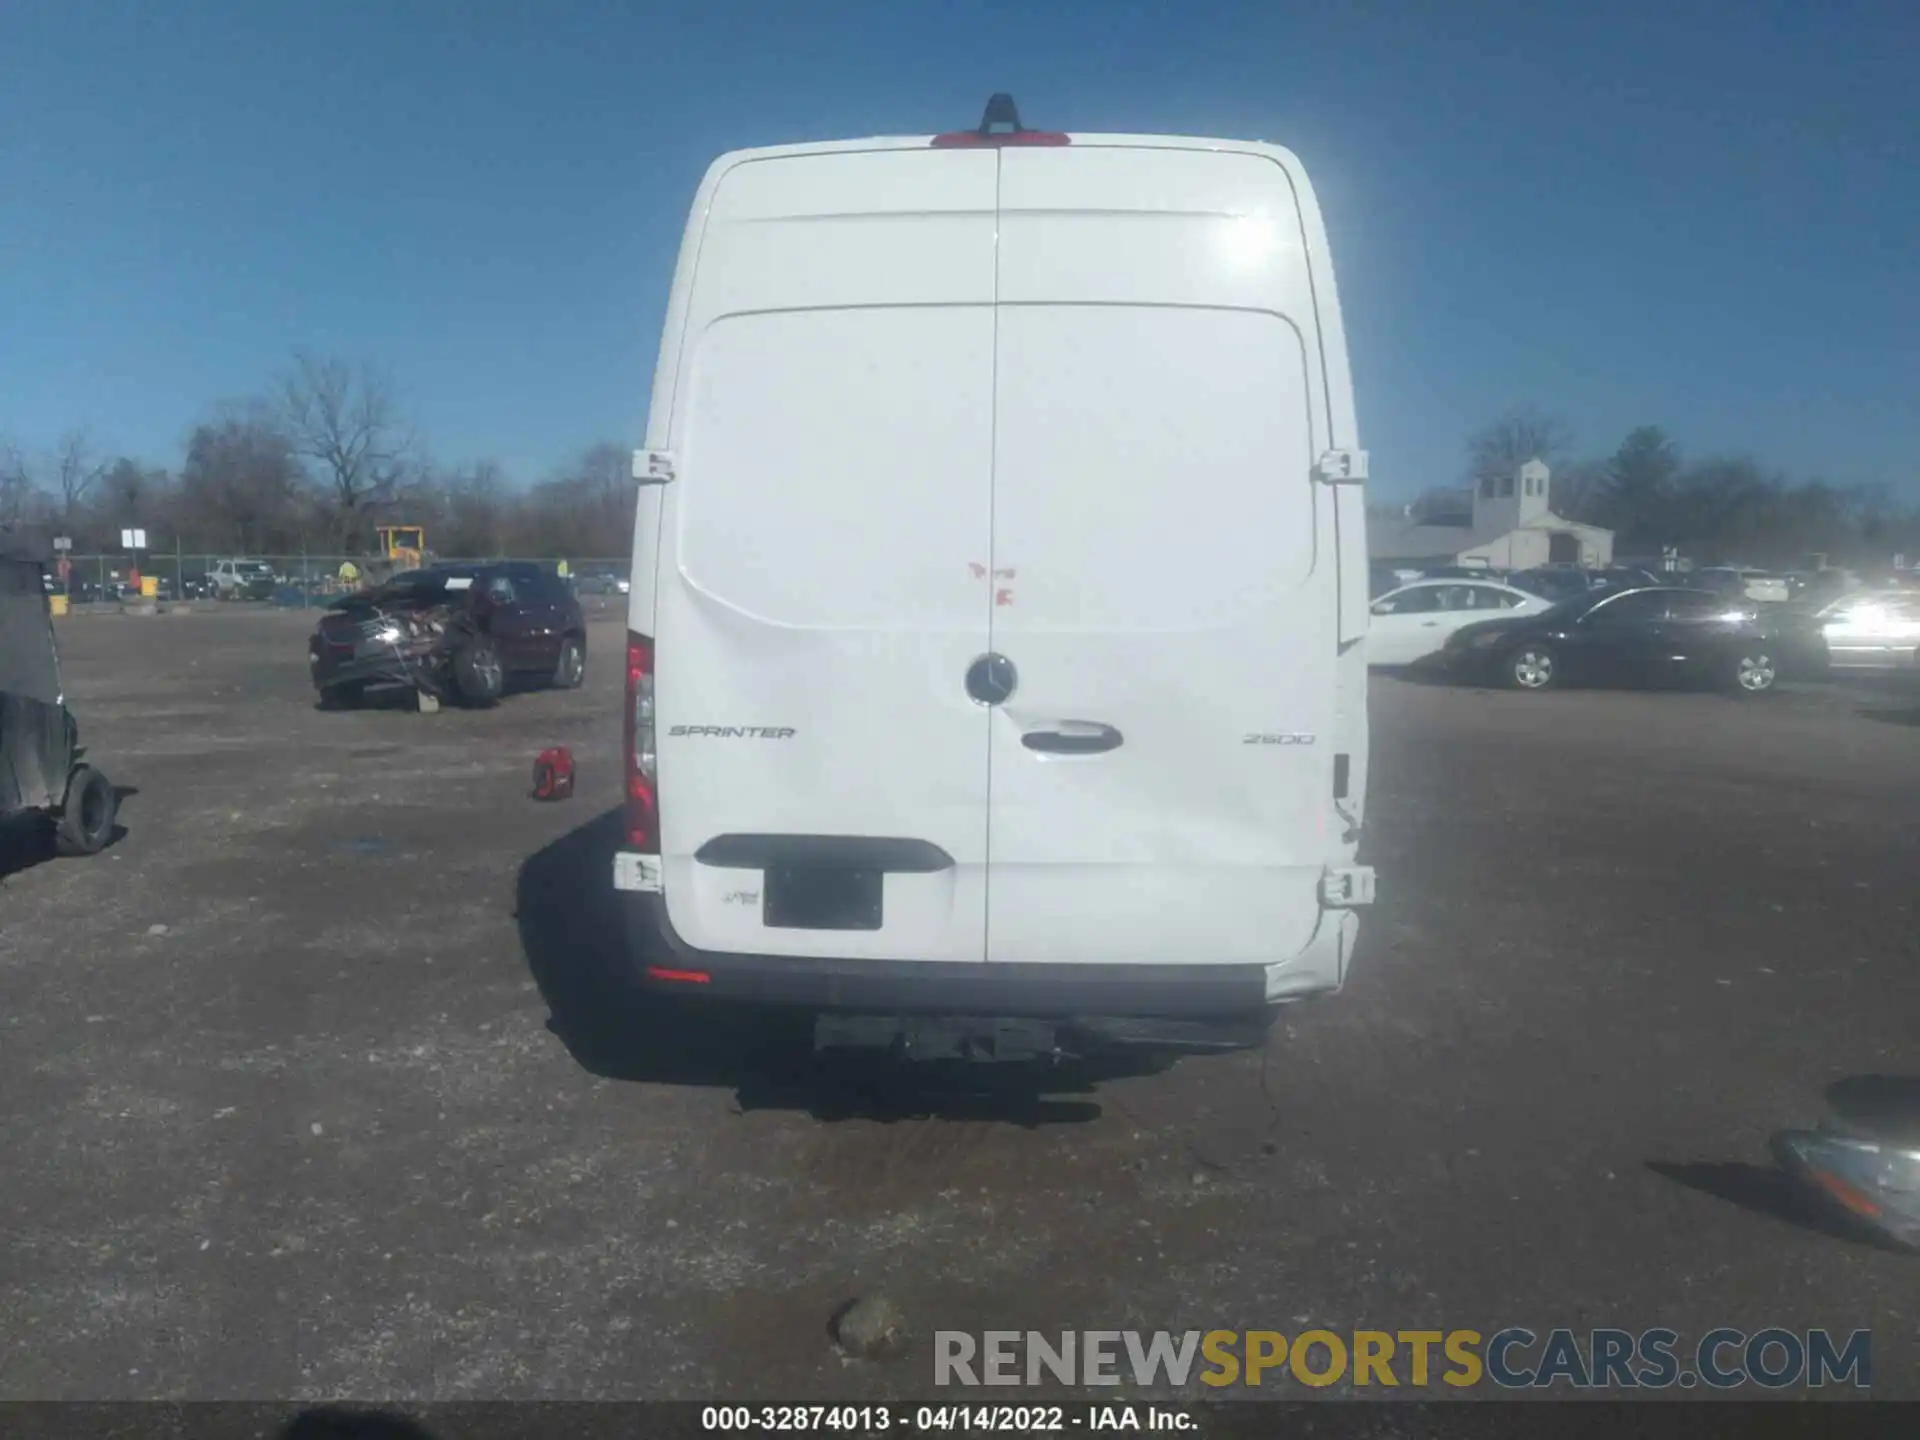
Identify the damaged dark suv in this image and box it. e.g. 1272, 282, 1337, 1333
309, 563, 586, 709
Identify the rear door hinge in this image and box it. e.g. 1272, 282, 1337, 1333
1321, 864, 1376, 908
633, 449, 677, 485
1314, 449, 1369, 484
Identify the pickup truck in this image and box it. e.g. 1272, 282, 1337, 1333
209, 558, 278, 601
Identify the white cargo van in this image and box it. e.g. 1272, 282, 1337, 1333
614, 97, 1374, 1048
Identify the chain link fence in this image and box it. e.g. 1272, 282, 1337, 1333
51, 554, 633, 607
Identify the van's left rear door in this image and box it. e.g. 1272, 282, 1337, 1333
654, 147, 999, 964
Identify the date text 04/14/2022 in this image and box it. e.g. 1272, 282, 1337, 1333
699, 1403, 1196, 1431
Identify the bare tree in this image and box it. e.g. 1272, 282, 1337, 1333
99, 457, 159, 527
1597, 425, 1681, 543
0, 439, 36, 527
52, 429, 108, 521
1842, 482, 1895, 548
1662, 456, 1775, 562
280, 353, 413, 546
424, 458, 513, 557
518, 442, 635, 558
179, 407, 311, 553
1547, 459, 1609, 525
1465, 406, 1574, 492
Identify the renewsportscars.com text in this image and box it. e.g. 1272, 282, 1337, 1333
934, 1328, 1871, 1391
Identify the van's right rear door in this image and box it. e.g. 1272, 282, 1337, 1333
654, 148, 998, 964
983, 144, 1339, 969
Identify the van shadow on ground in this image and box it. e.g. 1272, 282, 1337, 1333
514, 808, 1167, 1124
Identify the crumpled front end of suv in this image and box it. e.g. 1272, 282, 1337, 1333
309, 599, 471, 701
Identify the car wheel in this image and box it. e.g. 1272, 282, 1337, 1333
551, 636, 586, 690
452, 637, 505, 707
55, 765, 117, 857
1507, 645, 1558, 690
1731, 649, 1777, 695
318, 681, 367, 711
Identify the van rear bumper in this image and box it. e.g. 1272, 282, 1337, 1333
623, 892, 1273, 1019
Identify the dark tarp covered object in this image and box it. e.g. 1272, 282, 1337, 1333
0, 530, 73, 814
0, 523, 55, 567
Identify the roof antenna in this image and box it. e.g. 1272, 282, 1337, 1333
979, 93, 1024, 136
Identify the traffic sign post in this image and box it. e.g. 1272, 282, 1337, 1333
119, 530, 150, 605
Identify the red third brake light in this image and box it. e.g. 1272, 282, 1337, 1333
932, 91, 1069, 149
624, 632, 659, 853
931, 129, 1070, 148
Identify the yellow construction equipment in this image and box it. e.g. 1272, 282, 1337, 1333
377, 526, 427, 569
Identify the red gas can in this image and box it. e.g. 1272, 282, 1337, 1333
532, 746, 575, 801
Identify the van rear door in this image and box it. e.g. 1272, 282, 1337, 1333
984, 145, 1338, 967
655, 149, 997, 963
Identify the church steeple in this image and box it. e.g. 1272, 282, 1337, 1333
1473, 457, 1552, 531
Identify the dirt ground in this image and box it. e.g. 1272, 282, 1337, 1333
3, 607, 1917, 1400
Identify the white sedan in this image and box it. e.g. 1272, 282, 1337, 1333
1368, 579, 1552, 666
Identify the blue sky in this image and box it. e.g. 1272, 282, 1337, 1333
2, 0, 1914, 496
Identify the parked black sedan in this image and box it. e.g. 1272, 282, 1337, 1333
1438, 586, 1784, 694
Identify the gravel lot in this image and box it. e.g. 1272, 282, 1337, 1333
3, 608, 1917, 1400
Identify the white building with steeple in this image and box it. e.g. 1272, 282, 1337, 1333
1368, 458, 1614, 572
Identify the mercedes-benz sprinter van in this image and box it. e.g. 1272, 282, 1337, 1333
614, 98, 1374, 1046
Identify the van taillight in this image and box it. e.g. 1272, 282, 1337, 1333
624, 632, 658, 853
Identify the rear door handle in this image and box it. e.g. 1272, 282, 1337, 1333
1021, 721, 1124, 755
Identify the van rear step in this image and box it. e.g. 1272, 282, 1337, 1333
812, 1012, 1273, 1061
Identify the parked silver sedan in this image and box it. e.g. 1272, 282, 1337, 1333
1819, 590, 1920, 674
